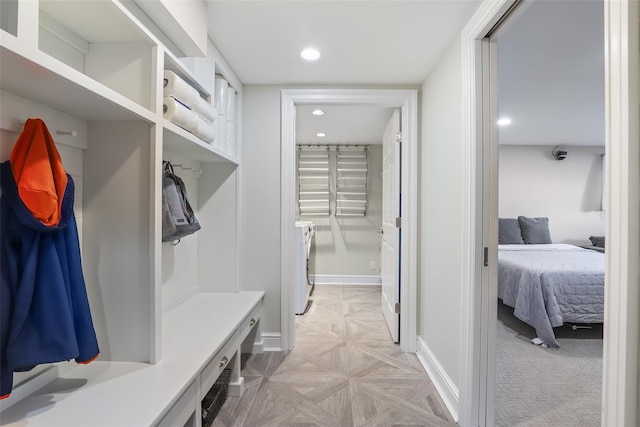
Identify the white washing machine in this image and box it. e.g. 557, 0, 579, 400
295, 221, 315, 314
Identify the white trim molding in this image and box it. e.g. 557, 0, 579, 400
601, 1, 640, 426
416, 336, 460, 423
261, 332, 283, 352
281, 89, 419, 353
458, 2, 515, 426
313, 275, 381, 285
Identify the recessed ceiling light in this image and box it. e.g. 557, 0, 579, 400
316, 132, 326, 137
312, 109, 325, 116
301, 48, 320, 61
497, 117, 512, 126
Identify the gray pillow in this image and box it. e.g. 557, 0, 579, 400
499, 218, 524, 244
518, 216, 552, 244
589, 235, 605, 248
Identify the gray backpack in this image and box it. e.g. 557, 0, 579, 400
162, 161, 201, 242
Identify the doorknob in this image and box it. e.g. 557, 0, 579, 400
378, 228, 384, 234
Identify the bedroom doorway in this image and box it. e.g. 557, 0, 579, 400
461, 1, 638, 425
459, 0, 640, 426
489, 1, 606, 426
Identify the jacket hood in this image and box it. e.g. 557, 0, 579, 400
9, 118, 68, 226
1, 161, 74, 231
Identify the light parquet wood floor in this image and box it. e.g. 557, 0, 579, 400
212, 285, 457, 427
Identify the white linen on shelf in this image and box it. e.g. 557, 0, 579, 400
163, 97, 216, 144
163, 70, 216, 123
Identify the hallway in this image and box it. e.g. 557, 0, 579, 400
213, 285, 455, 427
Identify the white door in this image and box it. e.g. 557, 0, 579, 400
381, 109, 401, 342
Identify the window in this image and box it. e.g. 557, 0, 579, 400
335, 146, 368, 216
296, 145, 369, 217
297, 146, 330, 216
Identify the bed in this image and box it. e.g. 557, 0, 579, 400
498, 243, 605, 348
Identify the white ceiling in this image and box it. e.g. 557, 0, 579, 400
296, 104, 394, 144
206, 1, 480, 85
204, 0, 604, 147
205, 0, 480, 144
495, 0, 605, 147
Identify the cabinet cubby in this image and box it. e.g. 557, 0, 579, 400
38, 0, 156, 111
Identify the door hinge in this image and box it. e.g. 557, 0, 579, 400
396, 131, 402, 143
395, 217, 401, 228
394, 303, 401, 314
483, 247, 489, 267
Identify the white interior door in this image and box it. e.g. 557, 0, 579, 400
381, 109, 401, 342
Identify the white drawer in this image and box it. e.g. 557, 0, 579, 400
240, 302, 261, 342
156, 381, 196, 427
200, 330, 239, 396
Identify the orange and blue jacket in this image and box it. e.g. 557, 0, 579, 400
0, 119, 99, 399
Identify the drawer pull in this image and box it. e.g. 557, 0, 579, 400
249, 318, 256, 327
218, 356, 229, 368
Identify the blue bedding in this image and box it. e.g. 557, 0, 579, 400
498, 244, 605, 348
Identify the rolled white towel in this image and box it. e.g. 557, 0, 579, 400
163, 96, 199, 132
192, 96, 217, 124
214, 76, 228, 115
194, 118, 216, 144
226, 89, 236, 122
215, 115, 228, 151
164, 70, 217, 124
163, 70, 200, 106
164, 97, 215, 144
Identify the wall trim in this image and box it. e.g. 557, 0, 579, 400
601, 1, 640, 425
313, 275, 381, 285
459, 2, 515, 426
251, 340, 264, 354
416, 336, 459, 422
261, 332, 282, 352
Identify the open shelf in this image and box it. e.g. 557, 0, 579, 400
163, 121, 238, 165
38, 0, 156, 111
0, 44, 155, 123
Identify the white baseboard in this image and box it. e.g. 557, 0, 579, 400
416, 336, 459, 422
247, 338, 263, 354
312, 275, 381, 285
261, 332, 282, 352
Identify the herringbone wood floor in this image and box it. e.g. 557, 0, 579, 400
212, 285, 456, 427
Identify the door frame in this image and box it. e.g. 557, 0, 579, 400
458, 1, 639, 426
280, 89, 419, 352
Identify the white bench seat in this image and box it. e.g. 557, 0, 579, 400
0, 291, 264, 427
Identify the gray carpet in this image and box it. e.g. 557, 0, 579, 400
495, 301, 603, 427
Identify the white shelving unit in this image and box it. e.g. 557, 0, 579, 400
0, 1, 257, 426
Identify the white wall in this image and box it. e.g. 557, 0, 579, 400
419, 35, 464, 389
498, 145, 605, 245
300, 145, 382, 279
239, 86, 283, 333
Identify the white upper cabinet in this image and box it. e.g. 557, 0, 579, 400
133, 0, 209, 57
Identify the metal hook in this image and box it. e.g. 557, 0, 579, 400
56, 130, 78, 138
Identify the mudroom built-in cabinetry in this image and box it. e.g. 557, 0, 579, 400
0, 1, 261, 426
